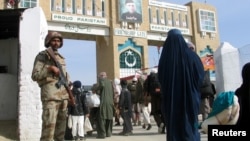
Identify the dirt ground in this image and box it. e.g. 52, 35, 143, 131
0, 117, 204, 141
0, 120, 18, 141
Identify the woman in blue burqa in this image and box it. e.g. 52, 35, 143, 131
158, 29, 204, 141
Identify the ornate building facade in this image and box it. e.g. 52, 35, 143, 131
1, 0, 220, 80
0, 1, 220, 139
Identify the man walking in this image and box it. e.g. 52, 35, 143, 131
95, 72, 114, 139
118, 79, 133, 136
128, 77, 141, 126
137, 74, 152, 130
31, 31, 71, 141
146, 69, 165, 133
68, 80, 89, 140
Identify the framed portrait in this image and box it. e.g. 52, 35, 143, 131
119, 0, 143, 23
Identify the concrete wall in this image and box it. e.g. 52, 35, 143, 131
214, 42, 241, 94
18, 7, 48, 141
239, 44, 250, 70
0, 74, 18, 120
214, 42, 250, 94
0, 39, 18, 120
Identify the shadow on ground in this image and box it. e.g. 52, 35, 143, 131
0, 120, 18, 141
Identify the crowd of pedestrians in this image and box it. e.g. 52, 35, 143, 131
63, 69, 166, 140
31, 30, 249, 141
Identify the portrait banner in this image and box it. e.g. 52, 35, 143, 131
119, 0, 143, 23
200, 46, 216, 81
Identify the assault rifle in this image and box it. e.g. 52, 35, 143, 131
46, 47, 76, 106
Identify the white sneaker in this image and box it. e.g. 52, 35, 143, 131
158, 123, 164, 133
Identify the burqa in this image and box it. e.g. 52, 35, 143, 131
235, 62, 250, 127
158, 29, 204, 141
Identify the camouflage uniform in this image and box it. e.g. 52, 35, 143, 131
31, 32, 70, 141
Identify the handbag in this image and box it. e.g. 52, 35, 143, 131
84, 117, 93, 133
91, 94, 100, 107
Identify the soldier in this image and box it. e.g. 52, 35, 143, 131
31, 31, 71, 141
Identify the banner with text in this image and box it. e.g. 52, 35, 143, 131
52, 13, 107, 26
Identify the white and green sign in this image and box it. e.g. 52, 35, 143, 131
52, 13, 107, 26
114, 28, 147, 38
150, 24, 190, 34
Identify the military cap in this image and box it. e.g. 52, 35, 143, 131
44, 31, 63, 48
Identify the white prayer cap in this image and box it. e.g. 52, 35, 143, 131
132, 77, 138, 81
151, 68, 157, 73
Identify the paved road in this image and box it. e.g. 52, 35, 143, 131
201, 133, 208, 141
81, 123, 208, 141
0, 120, 17, 141
0, 120, 208, 141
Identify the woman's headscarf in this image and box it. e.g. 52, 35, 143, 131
208, 91, 235, 118
158, 29, 204, 141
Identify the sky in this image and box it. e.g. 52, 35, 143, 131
60, 0, 250, 85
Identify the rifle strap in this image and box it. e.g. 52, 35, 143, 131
46, 48, 69, 80
46, 47, 58, 64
